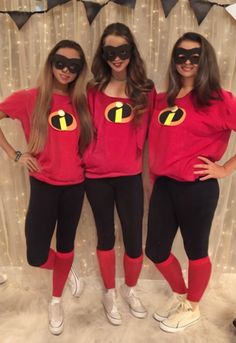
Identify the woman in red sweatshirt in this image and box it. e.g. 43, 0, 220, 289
146, 32, 236, 333
84, 22, 156, 325
0, 40, 92, 335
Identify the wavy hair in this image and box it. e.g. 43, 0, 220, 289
28, 39, 92, 155
89, 22, 153, 123
167, 32, 222, 107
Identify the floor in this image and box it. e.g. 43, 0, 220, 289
0, 267, 236, 343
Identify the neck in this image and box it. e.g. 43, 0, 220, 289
53, 80, 69, 95
54, 90, 68, 96
111, 70, 127, 82
181, 77, 194, 89
111, 75, 127, 82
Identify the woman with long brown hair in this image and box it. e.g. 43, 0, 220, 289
0, 39, 92, 335
146, 32, 236, 333
84, 22, 156, 325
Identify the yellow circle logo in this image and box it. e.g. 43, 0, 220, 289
104, 102, 134, 123
158, 106, 186, 126
48, 110, 77, 131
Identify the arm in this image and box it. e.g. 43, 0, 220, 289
0, 111, 17, 160
0, 111, 40, 172
193, 92, 236, 181
193, 155, 236, 181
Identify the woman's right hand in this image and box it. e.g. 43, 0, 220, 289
17, 152, 41, 172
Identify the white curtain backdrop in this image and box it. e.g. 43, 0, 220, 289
0, 0, 236, 281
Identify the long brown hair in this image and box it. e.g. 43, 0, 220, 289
89, 22, 153, 123
167, 32, 222, 107
28, 39, 92, 155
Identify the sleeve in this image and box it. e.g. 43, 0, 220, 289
220, 90, 236, 131
0, 89, 29, 120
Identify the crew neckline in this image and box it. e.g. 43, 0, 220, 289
99, 90, 129, 100
53, 91, 70, 97
176, 90, 192, 100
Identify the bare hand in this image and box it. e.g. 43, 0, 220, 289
193, 156, 227, 181
18, 152, 41, 173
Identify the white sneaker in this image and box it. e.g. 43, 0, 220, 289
68, 266, 84, 297
48, 301, 64, 335
160, 299, 200, 333
153, 292, 186, 322
120, 284, 147, 319
0, 273, 7, 285
103, 289, 122, 326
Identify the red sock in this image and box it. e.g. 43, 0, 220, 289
97, 249, 115, 289
155, 254, 187, 294
40, 248, 56, 269
52, 250, 74, 297
123, 253, 143, 287
187, 256, 212, 302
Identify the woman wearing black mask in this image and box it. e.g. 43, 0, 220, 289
84, 22, 156, 325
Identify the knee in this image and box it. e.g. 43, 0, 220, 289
125, 250, 142, 259
145, 245, 170, 264
145, 246, 155, 262
184, 243, 208, 260
186, 251, 208, 260
123, 233, 142, 259
97, 234, 115, 251
27, 251, 48, 267
125, 244, 142, 259
97, 241, 114, 251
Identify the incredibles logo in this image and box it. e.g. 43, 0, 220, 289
158, 106, 186, 126
48, 110, 77, 131
104, 102, 134, 123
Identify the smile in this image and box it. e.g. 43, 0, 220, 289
181, 65, 195, 71
112, 62, 123, 67
60, 74, 71, 81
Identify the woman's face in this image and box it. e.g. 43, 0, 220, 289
103, 34, 131, 75
174, 40, 201, 83
52, 47, 82, 88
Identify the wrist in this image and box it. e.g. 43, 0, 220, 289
14, 150, 22, 162
223, 165, 233, 177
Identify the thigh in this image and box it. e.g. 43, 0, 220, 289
115, 174, 144, 258
25, 177, 59, 265
145, 177, 179, 263
56, 182, 85, 252
177, 179, 220, 259
85, 178, 115, 250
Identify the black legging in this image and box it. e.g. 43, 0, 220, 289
146, 176, 219, 263
25, 177, 84, 266
85, 174, 144, 258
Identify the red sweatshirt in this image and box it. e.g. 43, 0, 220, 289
0, 88, 84, 185
83, 87, 156, 178
148, 89, 236, 182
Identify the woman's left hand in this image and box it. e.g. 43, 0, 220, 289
193, 156, 228, 181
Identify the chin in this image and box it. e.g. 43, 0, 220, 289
112, 67, 125, 74
60, 79, 71, 84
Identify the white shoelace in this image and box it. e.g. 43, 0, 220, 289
176, 299, 192, 313
126, 288, 142, 307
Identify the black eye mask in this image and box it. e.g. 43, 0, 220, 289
103, 44, 132, 61
173, 48, 201, 65
52, 54, 83, 74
